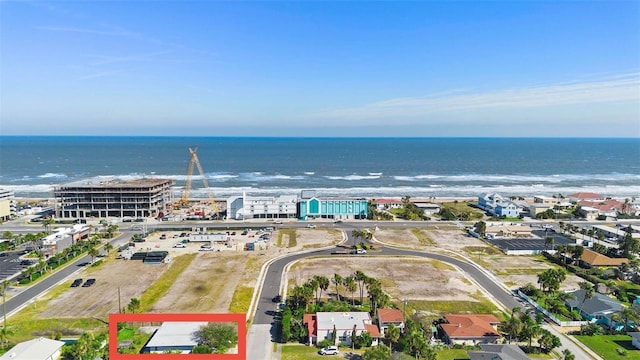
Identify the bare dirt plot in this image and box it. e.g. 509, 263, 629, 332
38, 259, 170, 319
285, 229, 343, 251
287, 257, 480, 302
151, 252, 248, 313
427, 229, 585, 291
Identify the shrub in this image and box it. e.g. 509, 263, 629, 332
317, 339, 333, 348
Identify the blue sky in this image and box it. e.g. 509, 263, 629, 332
1, 1, 638, 137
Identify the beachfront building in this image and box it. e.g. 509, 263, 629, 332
298, 190, 368, 220
304, 312, 380, 346
478, 193, 520, 217
0, 188, 16, 221
226, 193, 298, 220
54, 178, 174, 219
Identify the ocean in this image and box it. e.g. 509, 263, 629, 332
0, 137, 639, 199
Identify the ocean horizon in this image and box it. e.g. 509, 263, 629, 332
1, 136, 639, 199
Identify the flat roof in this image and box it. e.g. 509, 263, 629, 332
316, 312, 371, 331
57, 177, 173, 189
144, 322, 207, 349
0, 337, 65, 360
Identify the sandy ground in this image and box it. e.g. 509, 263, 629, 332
287, 257, 480, 303
374, 228, 584, 292
35, 227, 342, 318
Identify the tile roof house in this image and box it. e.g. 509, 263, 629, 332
377, 308, 405, 335
440, 314, 501, 345
580, 248, 628, 267
304, 312, 380, 347
565, 289, 624, 328
373, 198, 404, 210
569, 192, 605, 203
467, 343, 530, 360
0, 337, 65, 360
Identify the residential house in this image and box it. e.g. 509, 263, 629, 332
373, 198, 403, 211
304, 312, 380, 346
0, 337, 65, 360
565, 289, 624, 328
478, 193, 520, 217
478, 193, 504, 213
580, 248, 628, 267
495, 202, 520, 218
440, 314, 501, 345
414, 202, 441, 217
467, 343, 530, 360
377, 308, 405, 335
569, 192, 605, 203
578, 199, 623, 219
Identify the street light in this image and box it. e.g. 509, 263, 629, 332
403, 298, 408, 319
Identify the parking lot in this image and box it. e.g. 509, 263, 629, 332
0, 251, 34, 281
484, 230, 576, 253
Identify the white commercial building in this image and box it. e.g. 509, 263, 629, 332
143, 322, 207, 354
0, 337, 65, 360
0, 188, 15, 221
226, 193, 297, 220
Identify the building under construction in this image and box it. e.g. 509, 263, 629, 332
54, 178, 174, 219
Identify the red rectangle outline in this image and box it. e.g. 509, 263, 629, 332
109, 313, 246, 360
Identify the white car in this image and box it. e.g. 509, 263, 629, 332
173, 243, 186, 248
356, 248, 367, 254
199, 245, 213, 251
319, 346, 339, 355
307, 224, 317, 229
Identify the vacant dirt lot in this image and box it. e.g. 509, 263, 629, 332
374, 228, 583, 291
35, 227, 342, 318
287, 257, 480, 302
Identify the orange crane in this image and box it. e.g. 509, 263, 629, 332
179, 146, 219, 217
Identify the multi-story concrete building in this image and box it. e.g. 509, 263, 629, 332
226, 193, 298, 220
298, 190, 368, 220
54, 178, 173, 219
0, 188, 15, 221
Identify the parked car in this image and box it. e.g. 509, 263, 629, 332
159, 234, 166, 239
356, 248, 367, 254
272, 295, 281, 303
173, 243, 186, 248
82, 278, 96, 287
71, 278, 83, 287
319, 346, 339, 355
307, 224, 317, 229
199, 245, 213, 251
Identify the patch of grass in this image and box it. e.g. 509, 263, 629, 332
302, 244, 324, 250
7, 317, 105, 343
462, 246, 502, 255
281, 230, 297, 248
408, 298, 501, 319
139, 253, 196, 312
411, 228, 434, 245
277, 233, 284, 247
440, 202, 485, 220
430, 259, 455, 271
117, 325, 153, 354
228, 286, 254, 314
575, 335, 636, 360
437, 348, 471, 360
281, 344, 365, 359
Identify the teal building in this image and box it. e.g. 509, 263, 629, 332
298, 190, 368, 220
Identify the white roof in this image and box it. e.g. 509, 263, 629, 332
316, 312, 371, 331
145, 322, 207, 348
0, 337, 65, 360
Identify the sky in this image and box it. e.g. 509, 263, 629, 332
1, 1, 639, 137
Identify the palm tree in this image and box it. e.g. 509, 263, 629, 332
127, 297, 141, 313
42, 217, 55, 234
354, 271, 368, 305
314, 275, 330, 303
562, 349, 575, 360
87, 247, 99, 264
103, 243, 113, 256
308, 278, 320, 304
333, 273, 342, 301
385, 323, 400, 355
621, 307, 638, 333
545, 236, 554, 251
577, 282, 594, 323
344, 276, 357, 306
501, 307, 522, 343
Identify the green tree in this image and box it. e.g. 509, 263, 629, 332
333, 273, 343, 301
104, 243, 113, 255
500, 307, 522, 343
193, 323, 238, 354
344, 276, 357, 306
42, 217, 55, 234
562, 349, 576, 360
577, 282, 594, 323
88, 247, 99, 264
314, 275, 330, 303
475, 221, 487, 237
545, 236, 554, 251
518, 312, 541, 350
363, 344, 391, 360
355, 271, 368, 305
192, 345, 212, 353
127, 297, 140, 313
385, 323, 400, 354
538, 329, 561, 353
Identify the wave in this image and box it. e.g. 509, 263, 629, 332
369, 172, 383, 176
393, 173, 640, 183
3, 183, 640, 199
304, 172, 315, 175
37, 173, 67, 179
324, 175, 382, 181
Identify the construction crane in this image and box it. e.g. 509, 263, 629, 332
178, 146, 219, 218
